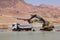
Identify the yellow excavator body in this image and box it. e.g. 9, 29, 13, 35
43, 22, 53, 29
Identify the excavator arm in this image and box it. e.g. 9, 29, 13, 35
29, 14, 46, 23
29, 14, 54, 29
17, 18, 33, 24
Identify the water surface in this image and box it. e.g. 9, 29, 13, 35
0, 26, 60, 40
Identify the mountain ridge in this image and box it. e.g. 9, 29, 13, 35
0, 0, 60, 28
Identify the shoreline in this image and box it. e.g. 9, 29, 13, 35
0, 29, 58, 32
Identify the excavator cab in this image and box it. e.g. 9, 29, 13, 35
40, 21, 54, 31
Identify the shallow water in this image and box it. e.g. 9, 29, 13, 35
0, 26, 60, 40
0, 31, 60, 40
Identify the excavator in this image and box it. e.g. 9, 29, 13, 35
28, 14, 54, 31
17, 14, 54, 31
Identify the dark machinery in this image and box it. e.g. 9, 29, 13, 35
12, 14, 54, 31
28, 14, 54, 31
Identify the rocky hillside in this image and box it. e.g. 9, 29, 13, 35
0, 0, 60, 28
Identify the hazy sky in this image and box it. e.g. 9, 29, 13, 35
24, 0, 60, 7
